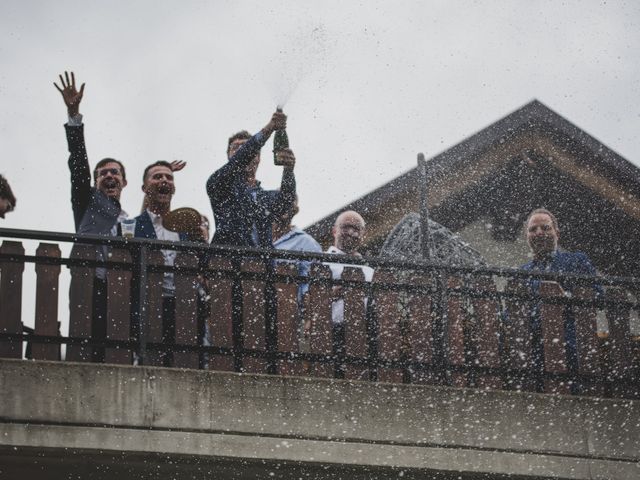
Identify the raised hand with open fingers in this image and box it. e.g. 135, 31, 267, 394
53, 71, 85, 117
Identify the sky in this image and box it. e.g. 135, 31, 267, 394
1, 0, 639, 236
1, 0, 640, 328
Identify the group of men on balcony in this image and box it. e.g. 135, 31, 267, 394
51, 70, 599, 374
53, 71, 373, 366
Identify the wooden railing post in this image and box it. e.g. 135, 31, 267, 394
106, 248, 132, 364
539, 281, 570, 394
174, 252, 199, 369
473, 276, 501, 389
207, 255, 234, 372
373, 269, 404, 383
503, 280, 535, 391
0, 241, 25, 358
242, 258, 266, 373
305, 264, 333, 378
33, 243, 61, 361
342, 267, 368, 381
275, 262, 304, 376
406, 272, 435, 385
67, 245, 95, 362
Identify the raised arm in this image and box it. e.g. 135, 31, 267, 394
271, 148, 297, 217
55, 71, 91, 229
206, 111, 287, 202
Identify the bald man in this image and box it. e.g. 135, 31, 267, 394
321, 210, 374, 378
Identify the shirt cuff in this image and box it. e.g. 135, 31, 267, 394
67, 114, 83, 126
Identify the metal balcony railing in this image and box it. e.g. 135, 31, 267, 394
0, 227, 639, 399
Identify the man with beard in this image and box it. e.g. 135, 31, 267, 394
206, 110, 296, 250
522, 208, 598, 282
55, 71, 129, 362
519, 208, 600, 391
321, 210, 374, 378
0, 174, 16, 219
134, 161, 190, 366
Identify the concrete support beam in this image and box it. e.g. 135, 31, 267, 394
1, 359, 638, 479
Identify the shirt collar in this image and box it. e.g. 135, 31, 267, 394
146, 208, 162, 225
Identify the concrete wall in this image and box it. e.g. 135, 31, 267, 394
1, 359, 638, 479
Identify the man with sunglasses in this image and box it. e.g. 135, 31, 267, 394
0, 174, 16, 219
55, 71, 129, 362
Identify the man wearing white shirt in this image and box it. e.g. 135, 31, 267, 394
323, 210, 374, 378
133, 161, 189, 366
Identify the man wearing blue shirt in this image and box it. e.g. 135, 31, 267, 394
520, 208, 600, 390
273, 196, 322, 298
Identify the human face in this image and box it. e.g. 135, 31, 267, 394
228, 138, 260, 179
526, 213, 559, 258
143, 165, 175, 205
333, 212, 365, 254
95, 162, 127, 200
0, 197, 14, 218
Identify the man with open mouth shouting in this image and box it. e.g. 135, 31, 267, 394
55, 71, 129, 362
133, 160, 192, 367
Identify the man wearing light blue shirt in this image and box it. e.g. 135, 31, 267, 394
273, 196, 323, 302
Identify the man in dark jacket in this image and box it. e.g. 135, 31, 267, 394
206, 110, 296, 249
55, 71, 129, 362
520, 208, 600, 391
133, 161, 191, 366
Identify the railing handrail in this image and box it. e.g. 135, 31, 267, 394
1, 227, 638, 288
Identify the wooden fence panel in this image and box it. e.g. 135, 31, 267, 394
373, 269, 404, 383
207, 256, 234, 372
106, 248, 132, 365
473, 276, 501, 389
407, 272, 435, 385
446, 275, 467, 387
174, 252, 199, 369
343, 267, 368, 381
275, 262, 304, 376
604, 287, 634, 398
573, 286, 603, 396
242, 259, 266, 374
503, 280, 534, 391
143, 251, 165, 366
539, 281, 570, 395
33, 243, 61, 361
67, 245, 95, 362
305, 264, 333, 378
0, 241, 25, 359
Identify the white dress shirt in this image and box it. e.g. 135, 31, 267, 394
324, 246, 374, 325
146, 209, 180, 297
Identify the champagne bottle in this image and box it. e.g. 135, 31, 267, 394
273, 107, 289, 166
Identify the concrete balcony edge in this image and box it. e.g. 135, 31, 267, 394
1, 359, 639, 479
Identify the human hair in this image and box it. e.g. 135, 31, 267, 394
0, 174, 16, 207
525, 208, 559, 232
142, 160, 173, 184
93, 158, 126, 182
227, 130, 251, 156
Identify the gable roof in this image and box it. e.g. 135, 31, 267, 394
306, 100, 640, 275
